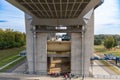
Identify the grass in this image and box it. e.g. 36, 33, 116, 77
94, 45, 120, 57
0, 56, 26, 72
0, 55, 19, 67
94, 45, 106, 53
100, 60, 120, 75
0, 47, 25, 61
0, 46, 26, 71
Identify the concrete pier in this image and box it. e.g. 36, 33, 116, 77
6, 0, 104, 78
36, 33, 47, 75
71, 33, 82, 75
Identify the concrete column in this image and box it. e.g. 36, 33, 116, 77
25, 14, 34, 74
83, 12, 94, 76
36, 33, 47, 75
71, 33, 82, 75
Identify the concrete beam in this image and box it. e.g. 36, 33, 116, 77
48, 53, 70, 57
32, 17, 84, 26
78, 0, 103, 25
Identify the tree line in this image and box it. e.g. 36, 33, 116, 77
94, 34, 120, 49
0, 29, 26, 49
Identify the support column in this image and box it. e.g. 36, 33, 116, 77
83, 12, 94, 76
71, 33, 82, 75
36, 33, 47, 75
25, 14, 34, 74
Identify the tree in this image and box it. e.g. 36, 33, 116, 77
113, 38, 117, 47
0, 28, 26, 49
103, 36, 114, 49
94, 39, 102, 45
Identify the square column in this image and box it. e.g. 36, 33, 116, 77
83, 13, 94, 76
71, 33, 82, 75
36, 33, 47, 75
25, 14, 34, 74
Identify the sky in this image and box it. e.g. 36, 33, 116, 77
0, 0, 120, 34
0, 0, 25, 32
95, 0, 120, 34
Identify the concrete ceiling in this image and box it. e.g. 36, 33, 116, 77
16, 0, 90, 19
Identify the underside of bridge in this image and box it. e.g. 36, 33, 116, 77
7, 0, 104, 76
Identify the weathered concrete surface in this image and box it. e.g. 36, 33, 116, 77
25, 14, 34, 74
36, 33, 47, 75
83, 12, 94, 76
71, 33, 82, 74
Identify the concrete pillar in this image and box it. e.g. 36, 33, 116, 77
83, 12, 94, 76
25, 14, 34, 74
36, 33, 47, 75
71, 33, 82, 75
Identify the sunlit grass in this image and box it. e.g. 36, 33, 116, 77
94, 45, 120, 57
0, 57, 26, 72
0, 46, 26, 71
100, 60, 120, 75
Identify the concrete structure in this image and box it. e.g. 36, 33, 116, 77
7, 0, 104, 77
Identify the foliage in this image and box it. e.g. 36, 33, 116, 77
0, 28, 26, 49
103, 36, 115, 49
94, 39, 102, 45
94, 34, 120, 46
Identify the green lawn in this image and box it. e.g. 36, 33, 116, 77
100, 60, 120, 75
0, 56, 26, 72
94, 45, 120, 57
0, 46, 26, 71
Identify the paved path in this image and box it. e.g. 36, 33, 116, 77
92, 61, 110, 75
92, 60, 117, 75
12, 62, 26, 73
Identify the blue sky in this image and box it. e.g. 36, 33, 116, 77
0, 0, 25, 32
0, 0, 120, 34
95, 0, 120, 34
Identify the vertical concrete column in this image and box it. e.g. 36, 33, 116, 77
71, 33, 82, 75
25, 14, 34, 74
83, 13, 94, 76
36, 33, 47, 75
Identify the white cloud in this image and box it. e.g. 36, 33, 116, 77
95, 0, 120, 34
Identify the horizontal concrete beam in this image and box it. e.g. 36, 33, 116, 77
32, 17, 84, 26
47, 41, 71, 52
48, 53, 70, 57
